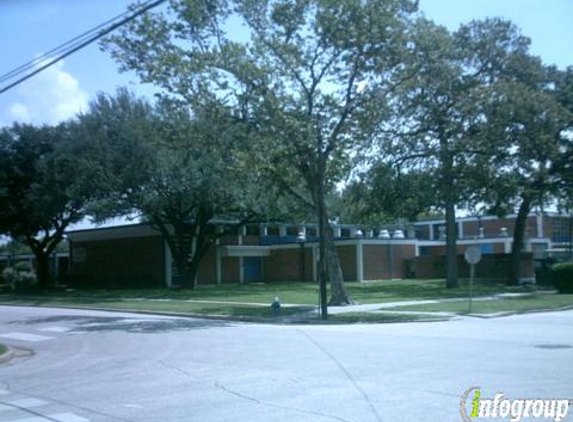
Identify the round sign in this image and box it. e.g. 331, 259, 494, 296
464, 246, 482, 265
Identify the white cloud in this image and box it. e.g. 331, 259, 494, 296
6, 60, 88, 125
8, 103, 31, 122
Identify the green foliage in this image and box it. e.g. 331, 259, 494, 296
77, 89, 272, 288
0, 123, 96, 289
551, 262, 573, 294
13, 261, 32, 272
335, 163, 435, 226
102, 0, 421, 303
1, 266, 37, 291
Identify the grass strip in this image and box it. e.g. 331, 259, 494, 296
392, 294, 573, 314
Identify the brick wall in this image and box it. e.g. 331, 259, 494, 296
72, 236, 165, 288
221, 257, 240, 283
421, 242, 508, 257
263, 247, 313, 282
197, 245, 217, 284
242, 235, 260, 245
262, 243, 359, 282
408, 253, 535, 281
337, 245, 357, 282
363, 244, 416, 279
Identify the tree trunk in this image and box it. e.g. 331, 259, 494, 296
316, 181, 329, 319
178, 266, 198, 289
325, 223, 352, 305
34, 251, 54, 291
439, 134, 459, 289
509, 195, 532, 285
444, 197, 459, 288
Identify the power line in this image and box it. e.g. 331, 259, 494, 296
0, 4, 137, 84
0, 0, 167, 95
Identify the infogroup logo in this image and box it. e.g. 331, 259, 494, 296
460, 387, 571, 422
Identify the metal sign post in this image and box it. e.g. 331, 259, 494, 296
464, 246, 482, 314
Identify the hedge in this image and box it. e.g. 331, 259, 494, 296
551, 262, 573, 294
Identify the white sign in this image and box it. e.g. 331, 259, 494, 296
464, 246, 482, 265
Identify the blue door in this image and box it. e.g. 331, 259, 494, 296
243, 257, 262, 283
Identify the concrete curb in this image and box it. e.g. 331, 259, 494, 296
465, 305, 573, 319
0, 303, 452, 325
0, 303, 312, 325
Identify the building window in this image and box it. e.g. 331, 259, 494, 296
479, 244, 494, 254
553, 217, 572, 243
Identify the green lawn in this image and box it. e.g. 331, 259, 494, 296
346, 279, 531, 303
0, 279, 532, 304
0, 279, 550, 322
0, 344, 7, 355
392, 293, 573, 314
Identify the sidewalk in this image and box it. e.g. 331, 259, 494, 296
126, 292, 537, 316
323, 292, 538, 317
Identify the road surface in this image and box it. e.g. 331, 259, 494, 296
0, 305, 571, 422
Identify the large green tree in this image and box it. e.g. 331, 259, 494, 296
77, 90, 267, 288
0, 123, 94, 290
475, 64, 573, 284
103, 0, 419, 307
383, 18, 532, 288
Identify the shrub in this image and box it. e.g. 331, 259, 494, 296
14, 261, 33, 272
1, 265, 37, 292
551, 262, 573, 294
17, 271, 38, 289
2, 267, 19, 286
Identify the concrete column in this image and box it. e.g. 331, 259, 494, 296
239, 257, 244, 283
279, 226, 287, 237
333, 227, 342, 238
164, 240, 172, 287
215, 246, 222, 285
458, 221, 464, 239
312, 246, 318, 282
356, 241, 364, 283
53, 253, 59, 281
504, 241, 512, 254
536, 214, 544, 238
238, 225, 246, 245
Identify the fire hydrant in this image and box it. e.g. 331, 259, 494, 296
271, 296, 281, 316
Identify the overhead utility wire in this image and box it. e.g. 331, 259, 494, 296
0, 4, 136, 84
0, 0, 167, 95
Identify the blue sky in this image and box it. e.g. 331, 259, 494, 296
0, 0, 572, 127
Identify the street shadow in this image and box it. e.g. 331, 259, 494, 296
7, 315, 231, 333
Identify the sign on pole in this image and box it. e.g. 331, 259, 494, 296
464, 246, 482, 313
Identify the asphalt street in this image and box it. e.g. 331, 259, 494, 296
0, 305, 571, 422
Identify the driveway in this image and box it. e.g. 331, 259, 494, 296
0, 305, 571, 422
